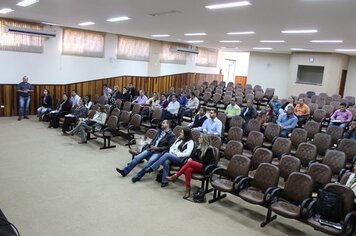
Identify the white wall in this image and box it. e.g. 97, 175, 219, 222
344, 56, 356, 97
247, 52, 291, 98
219, 51, 250, 77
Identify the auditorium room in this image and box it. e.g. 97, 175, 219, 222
1, 0, 356, 235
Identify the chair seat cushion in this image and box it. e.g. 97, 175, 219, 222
242, 150, 253, 158
192, 173, 205, 180
239, 187, 265, 205
211, 179, 233, 192
94, 131, 112, 137
307, 217, 341, 235
262, 142, 272, 148
271, 201, 301, 219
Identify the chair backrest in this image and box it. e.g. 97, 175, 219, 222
331, 94, 342, 101
209, 135, 222, 149
325, 96, 332, 105
304, 120, 321, 140
106, 116, 118, 130
227, 127, 243, 142
326, 125, 344, 146
229, 115, 245, 128
130, 114, 142, 129
245, 93, 254, 102
217, 112, 227, 126
131, 104, 142, 115
283, 172, 313, 202
111, 108, 120, 118
254, 91, 264, 101
247, 119, 261, 134
264, 123, 281, 143
307, 163, 332, 189
298, 93, 307, 100
251, 148, 273, 170
290, 128, 308, 148
312, 133, 332, 156
325, 183, 355, 214
295, 142, 317, 167
344, 96, 355, 106
306, 91, 316, 98
308, 103, 318, 115
99, 96, 105, 105
322, 150, 346, 175
224, 140, 243, 160
264, 88, 275, 99
212, 93, 222, 103
211, 147, 220, 165
227, 155, 251, 179
222, 95, 232, 105
151, 108, 163, 121
145, 128, 158, 140
271, 137, 292, 159
319, 92, 328, 99
123, 101, 132, 111
279, 155, 301, 180
312, 109, 326, 122
119, 110, 131, 123
245, 131, 264, 150
322, 105, 334, 117
311, 95, 319, 103
191, 129, 201, 144
253, 163, 279, 191
337, 139, 356, 162
235, 96, 243, 106
203, 92, 212, 101
115, 99, 123, 108
87, 110, 96, 119
172, 126, 182, 138
330, 101, 341, 111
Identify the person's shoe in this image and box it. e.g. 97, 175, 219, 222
161, 182, 169, 188
78, 141, 87, 144
23, 116, 29, 119
116, 168, 126, 177
131, 176, 140, 183
167, 174, 178, 182
145, 167, 153, 173
183, 188, 191, 199
18, 117, 21, 121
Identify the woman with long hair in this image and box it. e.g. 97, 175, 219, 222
48, 93, 71, 128
136, 127, 194, 187
37, 89, 52, 119
168, 133, 215, 198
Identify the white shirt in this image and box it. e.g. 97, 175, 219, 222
71, 94, 81, 107
169, 139, 195, 158
187, 97, 200, 110
167, 101, 180, 115
92, 112, 107, 125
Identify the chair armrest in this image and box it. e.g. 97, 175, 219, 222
235, 176, 251, 192
203, 164, 217, 176
252, 145, 262, 154
232, 176, 248, 193
263, 187, 282, 203
342, 211, 356, 235
300, 198, 314, 218
209, 167, 228, 182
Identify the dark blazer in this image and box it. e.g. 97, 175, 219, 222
241, 107, 257, 122
192, 114, 207, 128
192, 147, 215, 167
119, 92, 132, 102
59, 100, 72, 114
41, 95, 52, 108
150, 130, 176, 153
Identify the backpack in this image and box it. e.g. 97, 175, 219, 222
315, 189, 344, 223
192, 188, 206, 203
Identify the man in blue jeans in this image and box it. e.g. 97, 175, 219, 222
115, 120, 176, 182
17, 76, 33, 121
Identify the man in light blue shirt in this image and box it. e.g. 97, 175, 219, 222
194, 109, 222, 136
277, 105, 298, 137
71, 90, 81, 108
133, 90, 148, 105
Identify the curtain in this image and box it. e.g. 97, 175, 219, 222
160, 42, 188, 64
0, 18, 44, 53
196, 47, 218, 67
62, 28, 105, 57
117, 36, 150, 61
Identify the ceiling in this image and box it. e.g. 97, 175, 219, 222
1, 0, 356, 54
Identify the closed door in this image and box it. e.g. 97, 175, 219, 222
339, 70, 347, 97
223, 59, 236, 83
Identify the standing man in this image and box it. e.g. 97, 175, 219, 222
102, 84, 112, 104
70, 90, 81, 108
17, 76, 33, 120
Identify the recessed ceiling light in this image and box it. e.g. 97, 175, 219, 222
16, 0, 39, 7
335, 49, 356, 52
291, 48, 312, 51
260, 40, 285, 43
220, 40, 241, 43
253, 47, 272, 50
184, 33, 207, 36
185, 40, 204, 43
281, 29, 318, 34
106, 16, 131, 22
310, 40, 343, 43
0, 8, 14, 14
78, 22, 95, 26
151, 34, 170, 37
227, 31, 255, 35
205, 1, 251, 9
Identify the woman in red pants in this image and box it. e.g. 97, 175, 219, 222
167, 133, 215, 199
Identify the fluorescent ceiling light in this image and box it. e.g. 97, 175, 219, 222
253, 47, 272, 50
41, 22, 59, 26
282, 29, 318, 34
0, 8, 14, 14
185, 40, 204, 43
184, 33, 207, 36
106, 16, 131, 22
151, 34, 170, 37
227, 31, 254, 35
16, 0, 39, 7
260, 40, 285, 43
205, 1, 251, 9
310, 40, 343, 43
220, 40, 241, 43
335, 49, 356, 52
78, 21, 95, 26
291, 48, 312, 51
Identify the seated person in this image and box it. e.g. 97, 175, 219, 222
48, 93, 72, 128
279, 96, 295, 115
329, 103, 353, 129
37, 89, 52, 119
168, 133, 214, 199
84, 95, 93, 110
177, 91, 188, 107
343, 120, 356, 140
294, 98, 310, 126
133, 90, 148, 105
193, 109, 222, 137
184, 92, 199, 117
141, 92, 160, 119
277, 105, 298, 137
115, 120, 176, 178
241, 100, 257, 123
109, 85, 122, 113
138, 127, 194, 187
162, 95, 180, 120
118, 87, 132, 102
225, 98, 241, 118
69, 105, 107, 144
188, 107, 207, 128
159, 94, 169, 109
265, 104, 277, 123
102, 84, 113, 104
62, 98, 87, 134
70, 90, 81, 108
269, 95, 282, 114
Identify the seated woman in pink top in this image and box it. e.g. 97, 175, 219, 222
329, 102, 353, 129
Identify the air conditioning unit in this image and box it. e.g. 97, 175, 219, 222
176, 47, 199, 55
6, 26, 56, 38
